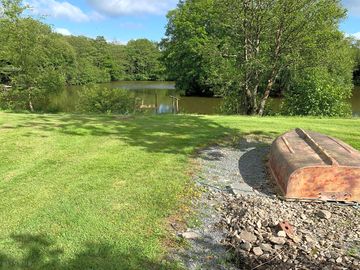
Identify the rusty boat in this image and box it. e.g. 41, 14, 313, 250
269, 128, 360, 203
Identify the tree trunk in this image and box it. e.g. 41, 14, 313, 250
258, 78, 274, 116
243, 0, 253, 115
257, 19, 284, 116
28, 92, 34, 112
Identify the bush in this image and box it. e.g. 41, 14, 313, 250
77, 86, 139, 114
282, 68, 352, 117
0, 87, 47, 111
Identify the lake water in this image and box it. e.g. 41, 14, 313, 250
53, 81, 360, 116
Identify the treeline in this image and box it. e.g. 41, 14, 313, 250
0, 0, 164, 111
64, 36, 165, 84
162, 0, 356, 116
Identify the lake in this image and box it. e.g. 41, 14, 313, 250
52, 81, 360, 116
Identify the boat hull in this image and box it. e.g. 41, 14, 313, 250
269, 129, 360, 202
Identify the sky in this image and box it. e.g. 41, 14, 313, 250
24, 0, 360, 43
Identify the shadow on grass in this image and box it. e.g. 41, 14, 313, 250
8, 114, 243, 154
0, 234, 177, 270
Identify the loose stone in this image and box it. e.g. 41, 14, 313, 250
253, 247, 264, 256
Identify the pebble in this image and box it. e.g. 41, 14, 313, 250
277, 230, 287, 238
238, 230, 257, 243
253, 247, 263, 256
260, 243, 273, 252
316, 210, 332, 220
240, 242, 252, 251
180, 231, 200, 239
269, 236, 286, 245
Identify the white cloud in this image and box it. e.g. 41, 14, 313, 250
55, 27, 72, 36
350, 32, 360, 40
343, 0, 360, 16
87, 0, 177, 16
28, 0, 90, 22
105, 38, 128, 45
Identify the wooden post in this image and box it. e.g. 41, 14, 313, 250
170, 96, 180, 114
155, 93, 158, 114
172, 98, 175, 114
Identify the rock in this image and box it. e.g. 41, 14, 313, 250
336, 257, 343, 264
260, 243, 273, 252
304, 235, 315, 243
256, 220, 262, 229
277, 230, 287, 238
238, 230, 257, 243
240, 242, 252, 251
292, 235, 301, 244
229, 183, 254, 195
269, 236, 286, 245
253, 246, 264, 256
317, 210, 332, 220
180, 231, 200, 239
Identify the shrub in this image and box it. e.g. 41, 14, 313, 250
282, 68, 352, 117
77, 86, 139, 114
0, 87, 47, 111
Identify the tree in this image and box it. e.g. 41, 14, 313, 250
108, 43, 128, 81
282, 67, 352, 117
161, 0, 216, 96
0, 0, 76, 111
163, 0, 353, 115
126, 39, 165, 81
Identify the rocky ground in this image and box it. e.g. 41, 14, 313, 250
221, 195, 360, 270
172, 137, 360, 270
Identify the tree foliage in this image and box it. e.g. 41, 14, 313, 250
0, 1, 75, 111
282, 68, 352, 117
0, 0, 166, 112
126, 39, 165, 81
163, 0, 354, 116
161, 0, 216, 96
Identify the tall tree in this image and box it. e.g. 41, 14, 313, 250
161, 0, 216, 96
126, 39, 165, 81
163, 0, 353, 115
1, 0, 76, 111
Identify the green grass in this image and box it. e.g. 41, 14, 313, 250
1, 112, 360, 269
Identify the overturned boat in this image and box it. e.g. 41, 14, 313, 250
269, 128, 360, 203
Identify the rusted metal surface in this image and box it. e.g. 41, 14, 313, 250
269, 128, 360, 203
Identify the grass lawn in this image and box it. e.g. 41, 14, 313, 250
1, 112, 360, 269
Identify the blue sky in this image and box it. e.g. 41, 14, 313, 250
25, 0, 360, 43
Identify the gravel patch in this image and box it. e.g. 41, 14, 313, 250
172, 138, 271, 269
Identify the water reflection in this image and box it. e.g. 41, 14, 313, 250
352, 86, 360, 117
52, 81, 222, 115
51, 82, 359, 116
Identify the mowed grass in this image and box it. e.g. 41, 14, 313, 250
1, 112, 360, 269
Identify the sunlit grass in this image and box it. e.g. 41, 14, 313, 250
1, 112, 359, 269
